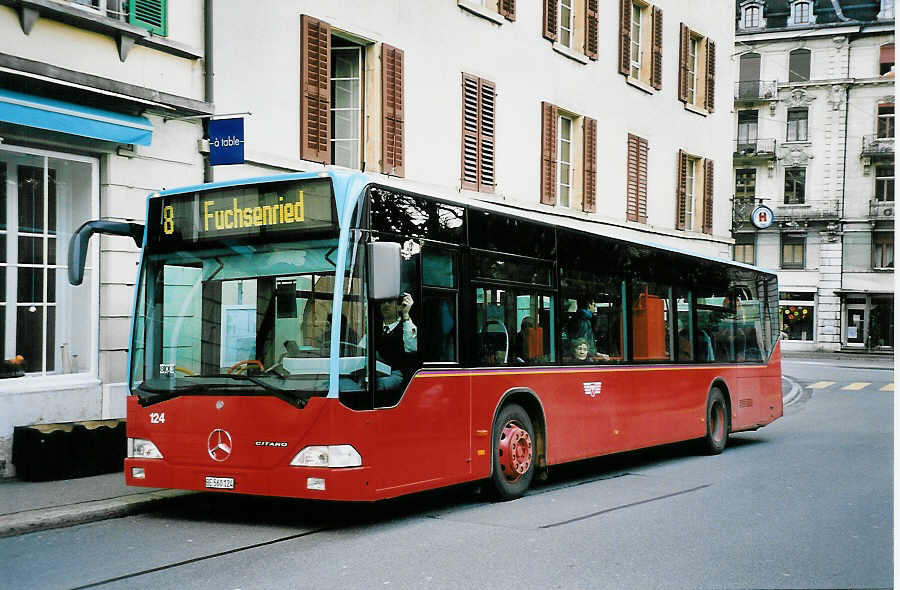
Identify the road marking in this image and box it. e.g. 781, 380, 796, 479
842, 382, 870, 391
880, 383, 894, 391
808, 381, 835, 389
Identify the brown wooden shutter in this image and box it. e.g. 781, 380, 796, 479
300, 15, 330, 164
499, 0, 516, 21
585, 0, 599, 60
382, 44, 405, 177
705, 39, 716, 113
583, 117, 597, 213
678, 23, 689, 103
702, 159, 714, 234
540, 102, 558, 206
626, 133, 639, 221
651, 6, 663, 90
637, 136, 648, 223
462, 75, 496, 193
618, 0, 632, 75
675, 149, 687, 230
461, 74, 479, 191
543, 0, 558, 41
479, 79, 496, 193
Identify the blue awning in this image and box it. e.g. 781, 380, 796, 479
0, 88, 153, 145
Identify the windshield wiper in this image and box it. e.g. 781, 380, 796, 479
135, 382, 205, 406
206, 374, 318, 408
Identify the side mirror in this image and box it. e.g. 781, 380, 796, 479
367, 241, 401, 301
68, 220, 144, 285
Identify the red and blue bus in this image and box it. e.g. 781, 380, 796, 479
68, 170, 782, 501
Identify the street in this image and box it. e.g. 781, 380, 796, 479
0, 356, 892, 590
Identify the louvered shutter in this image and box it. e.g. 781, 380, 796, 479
543, 0, 558, 41
585, 0, 599, 60
499, 0, 516, 21
301, 15, 330, 164
651, 6, 663, 90
479, 79, 496, 193
678, 23, 689, 103
382, 44, 405, 177
619, 0, 632, 75
637, 137, 648, 223
705, 40, 716, 113
129, 0, 166, 36
461, 74, 479, 191
582, 117, 597, 213
702, 159, 714, 234
541, 102, 558, 206
675, 149, 687, 230
626, 134, 640, 221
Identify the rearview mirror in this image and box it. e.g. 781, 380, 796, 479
367, 242, 401, 301
68, 220, 144, 285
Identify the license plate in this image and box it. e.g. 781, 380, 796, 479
205, 476, 234, 490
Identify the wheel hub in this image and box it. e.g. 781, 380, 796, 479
498, 422, 533, 482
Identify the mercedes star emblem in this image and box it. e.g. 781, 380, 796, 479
207, 429, 233, 462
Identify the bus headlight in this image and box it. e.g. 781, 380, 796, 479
290, 445, 361, 468
128, 438, 164, 459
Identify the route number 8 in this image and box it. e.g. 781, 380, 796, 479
163, 205, 174, 235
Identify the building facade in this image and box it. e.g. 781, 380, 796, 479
732, 0, 894, 352
0, 0, 738, 477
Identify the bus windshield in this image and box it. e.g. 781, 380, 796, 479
129, 234, 368, 407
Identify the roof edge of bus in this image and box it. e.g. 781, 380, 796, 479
155, 169, 373, 197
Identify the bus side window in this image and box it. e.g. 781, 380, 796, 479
421, 248, 458, 362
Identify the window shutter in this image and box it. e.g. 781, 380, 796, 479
702, 159, 714, 234
301, 15, 331, 164
705, 39, 716, 112
585, 0, 599, 60
541, 102, 558, 206
479, 79, 496, 193
461, 74, 479, 191
637, 136, 648, 223
651, 6, 663, 90
499, 0, 516, 21
675, 149, 687, 230
678, 23, 689, 103
382, 44, 405, 177
626, 133, 640, 221
583, 117, 597, 213
129, 0, 167, 36
619, 0, 632, 75
461, 75, 496, 193
543, 0, 558, 42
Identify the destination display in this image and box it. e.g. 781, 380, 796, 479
148, 178, 337, 247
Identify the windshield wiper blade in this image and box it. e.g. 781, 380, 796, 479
135, 382, 205, 406
213, 374, 315, 408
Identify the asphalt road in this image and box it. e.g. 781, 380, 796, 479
1, 358, 893, 590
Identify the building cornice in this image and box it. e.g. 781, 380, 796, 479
736, 22, 893, 41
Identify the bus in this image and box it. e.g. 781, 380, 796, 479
68, 170, 782, 501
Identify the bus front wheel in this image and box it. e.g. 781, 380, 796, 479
490, 403, 535, 501
703, 388, 729, 455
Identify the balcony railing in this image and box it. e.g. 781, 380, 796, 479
870, 199, 895, 219
861, 134, 894, 156
734, 138, 776, 158
734, 80, 778, 102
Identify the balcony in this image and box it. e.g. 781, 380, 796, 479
870, 199, 895, 220
861, 134, 894, 158
734, 138, 776, 160
734, 80, 778, 103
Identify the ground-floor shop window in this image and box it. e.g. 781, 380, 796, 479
0, 146, 97, 375
779, 291, 814, 341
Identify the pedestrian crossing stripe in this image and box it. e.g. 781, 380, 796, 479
880, 383, 894, 392
808, 381, 835, 389
842, 382, 870, 391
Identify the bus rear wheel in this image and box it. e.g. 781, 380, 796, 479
703, 388, 729, 455
490, 403, 535, 500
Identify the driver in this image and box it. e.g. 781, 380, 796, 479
375, 292, 417, 392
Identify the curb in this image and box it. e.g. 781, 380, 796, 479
0, 489, 194, 538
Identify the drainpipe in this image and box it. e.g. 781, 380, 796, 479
838, 38, 851, 349
203, 0, 214, 183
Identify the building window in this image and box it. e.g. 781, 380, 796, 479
875, 165, 894, 202
786, 109, 808, 142
619, 2, 662, 88
779, 292, 814, 340
744, 6, 760, 28
540, 103, 597, 213
734, 234, 756, 265
684, 156, 697, 229
784, 168, 806, 204
0, 147, 97, 376
676, 150, 713, 233
557, 114, 573, 208
558, 0, 574, 48
881, 43, 895, 76
737, 110, 759, 148
128, 0, 167, 36
873, 232, 894, 268
735, 168, 756, 200
461, 74, 496, 193
781, 234, 805, 269
331, 41, 363, 169
630, 3, 643, 79
877, 104, 894, 138
788, 0, 815, 26
679, 24, 716, 112
788, 48, 811, 82
545, 0, 598, 60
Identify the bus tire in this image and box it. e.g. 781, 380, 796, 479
703, 387, 729, 455
490, 403, 536, 501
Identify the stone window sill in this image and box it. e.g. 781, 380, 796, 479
552, 42, 590, 65
684, 102, 709, 117
457, 0, 505, 25
626, 76, 656, 95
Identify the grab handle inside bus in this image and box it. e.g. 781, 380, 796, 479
367, 241, 401, 300
68, 220, 145, 286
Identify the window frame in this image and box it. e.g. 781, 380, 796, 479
786, 108, 809, 142
558, 0, 574, 49
877, 104, 894, 139
735, 168, 757, 201
873, 231, 894, 269
875, 165, 894, 202
788, 48, 811, 82
330, 42, 364, 170
784, 167, 806, 205
780, 233, 805, 269
734, 233, 756, 265
557, 113, 574, 208
687, 35, 698, 105
630, 3, 643, 79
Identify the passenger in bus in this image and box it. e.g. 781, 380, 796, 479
571, 338, 590, 363
375, 292, 418, 393
514, 316, 535, 362
565, 300, 597, 356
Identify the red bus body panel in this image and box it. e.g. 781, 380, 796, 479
125, 344, 782, 501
